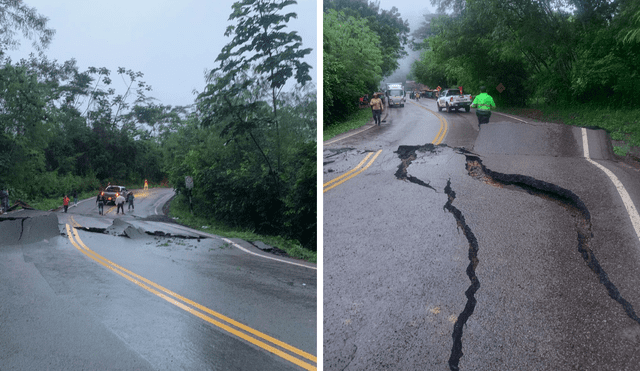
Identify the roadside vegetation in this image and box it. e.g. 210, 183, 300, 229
1, 1, 317, 257
323, 0, 409, 129
407, 0, 640, 160
168, 194, 316, 263
323, 108, 372, 141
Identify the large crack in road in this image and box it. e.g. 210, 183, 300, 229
465, 154, 640, 327
394, 144, 439, 192
393, 144, 479, 371
395, 144, 640, 370
443, 179, 480, 371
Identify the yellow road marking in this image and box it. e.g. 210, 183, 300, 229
323, 150, 382, 193
64, 225, 316, 370
323, 152, 374, 188
409, 101, 448, 145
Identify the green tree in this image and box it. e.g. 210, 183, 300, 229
323, 8, 383, 125
210, 0, 312, 173
0, 0, 55, 53
324, 0, 410, 78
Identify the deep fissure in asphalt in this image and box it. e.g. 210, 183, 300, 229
393, 145, 478, 370
443, 179, 481, 371
393, 144, 439, 192
465, 155, 640, 327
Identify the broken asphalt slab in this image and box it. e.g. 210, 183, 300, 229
0, 210, 59, 246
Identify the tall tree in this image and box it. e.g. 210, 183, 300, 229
323, 8, 383, 124
0, 0, 55, 53
210, 0, 312, 173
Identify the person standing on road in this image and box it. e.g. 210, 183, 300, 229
144, 179, 148, 191
369, 93, 384, 126
116, 194, 126, 215
470, 86, 496, 127
127, 191, 135, 211
96, 193, 105, 215
63, 195, 70, 213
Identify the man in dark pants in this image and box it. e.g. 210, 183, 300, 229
470, 86, 496, 127
369, 93, 384, 126
127, 191, 135, 211
116, 194, 126, 215
96, 193, 105, 215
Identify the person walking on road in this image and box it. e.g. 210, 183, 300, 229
470, 86, 496, 127
143, 179, 148, 191
96, 193, 105, 215
127, 191, 135, 211
116, 194, 126, 215
63, 195, 70, 213
369, 93, 384, 126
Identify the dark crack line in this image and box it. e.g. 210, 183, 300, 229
465, 155, 640, 326
443, 179, 480, 371
394, 144, 440, 192
19, 218, 25, 241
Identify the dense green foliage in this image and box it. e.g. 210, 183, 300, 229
323, 9, 382, 125
412, 0, 640, 108
323, 0, 409, 127
1, 0, 316, 254
0, 54, 174, 202
163, 0, 317, 251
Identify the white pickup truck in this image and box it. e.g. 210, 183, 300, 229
436, 89, 473, 113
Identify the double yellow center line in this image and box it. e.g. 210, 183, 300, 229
323, 105, 447, 192
64, 224, 316, 370
323, 150, 382, 193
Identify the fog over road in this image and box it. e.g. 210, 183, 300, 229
1, 188, 316, 370
324, 99, 640, 370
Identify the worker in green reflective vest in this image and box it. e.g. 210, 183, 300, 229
470, 86, 496, 127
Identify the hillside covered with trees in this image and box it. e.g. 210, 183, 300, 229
411, 0, 640, 108
0, 0, 316, 253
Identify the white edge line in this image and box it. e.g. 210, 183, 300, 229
153, 190, 316, 270
493, 111, 528, 123
324, 124, 376, 146
582, 128, 640, 243
220, 237, 317, 270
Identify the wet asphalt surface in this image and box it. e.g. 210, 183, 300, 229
1, 188, 316, 370
324, 100, 640, 370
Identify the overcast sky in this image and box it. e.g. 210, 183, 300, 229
7, 0, 317, 108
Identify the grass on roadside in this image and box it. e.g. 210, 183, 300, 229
28, 190, 101, 211
323, 108, 373, 141
168, 194, 317, 263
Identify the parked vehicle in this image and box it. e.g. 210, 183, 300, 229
385, 83, 406, 107
101, 185, 128, 205
436, 88, 473, 113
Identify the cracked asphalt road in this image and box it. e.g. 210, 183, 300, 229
324, 99, 640, 370
1, 188, 316, 370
